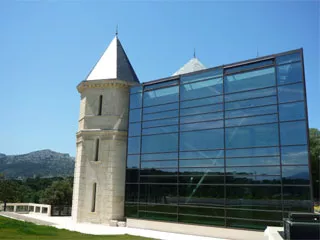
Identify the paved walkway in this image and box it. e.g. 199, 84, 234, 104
0, 212, 226, 240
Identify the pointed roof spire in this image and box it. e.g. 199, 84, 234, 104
193, 48, 196, 58
115, 24, 118, 37
85, 36, 139, 83
172, 57, 206, 76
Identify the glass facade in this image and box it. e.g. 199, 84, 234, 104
125, 49, 312, 230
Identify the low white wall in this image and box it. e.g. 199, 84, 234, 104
127, 218, 264, 240
0, 203, 51, 216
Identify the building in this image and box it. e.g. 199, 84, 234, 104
72, 35, 313, 232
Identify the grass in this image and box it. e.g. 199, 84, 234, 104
0, 216, 153, 240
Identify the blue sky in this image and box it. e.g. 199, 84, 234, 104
0, 1, 319, 156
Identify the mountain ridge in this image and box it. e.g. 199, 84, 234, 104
0, 149, 75, 179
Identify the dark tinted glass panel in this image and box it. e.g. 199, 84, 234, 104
125, 203, 138, 217
139, 184, 177, 204
225, 87, 276, 102
181, 104, 223, 116
276, 52, 301, 65
140, 175, 177, 184
181, 68, 223, 83
225, 60, 274, 75
181, 77, 223, 100
283, 186, 311, 200
179, 206, 224, 217
226, 166, 280, 175
180, 150, 224, 159
125, 184, 139, 202
282, 166, 310, 184
143, 86, 179, 107
144, 80, 178, 91
137, 211, 174, 221
138, 211, 177, 222
142, 118, 178, 128
226, 147, 279, 158
128, 137, 140, 154
139, 204, 177, 213
226, 219, 281, 230
179, 215, 224, 226
225, 124, 279, 148
141, 161, 178, 169
180, 95, 223, 108
128, 123, 141, 137
130, 86, 142, 94
279, 101, 305, 121
226, 186, 281, 200
142, 133, 178, 153
281, 145, 308, 165
225, 96, 277, 111
130, 93, 142, 109
127, 155, 140, 168
140, 168, 178, 175
225, 105, 277, 119
283, 200, 313, 212
180, 159, 224, 168
142, 125, 178, 135
226, 157, 280, 166
143, 110, 178, 121
225, 114, 278, 127
180, 120, 223, 131
226, 198, 281, 211
180, 129, 224, 151
143, 102, 178, 114
180, 112, 223, 124
277, 62, 303, 85
179, 168, 224, 175
280, 121, 307, 145
226, 175, 281, 184
225, 67, 275, 93
226, 209, 282, 221
126, 169, 139, 183
129, 109, 141, 122
278, 83, 304, 103
179, 185, 224, 207
141, 152, 178, 161
179, 175, 224, 184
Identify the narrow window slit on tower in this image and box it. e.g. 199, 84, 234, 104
91, 183, 97, 212
95, 139, 99, 162
98, 95, 103, 115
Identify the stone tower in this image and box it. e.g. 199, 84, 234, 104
72, 36, 139, 224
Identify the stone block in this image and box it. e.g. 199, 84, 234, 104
109, 220, 118, 227
117, 221, 126, 227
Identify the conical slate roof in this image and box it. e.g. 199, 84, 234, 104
172, 57, 206, 76
86, 36, 139, 83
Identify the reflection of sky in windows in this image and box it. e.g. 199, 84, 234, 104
281, 145, 308, 165
277, 62, 303, 85
181, 78, 223, 99
143, 86, 178, 107
225, 87, 276, 102
181, 68, 223, 84
282, 166, 309, 179
227, 68, 274, 82
126, 51, 311, 227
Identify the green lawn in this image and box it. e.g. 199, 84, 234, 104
0, 216, 153, 240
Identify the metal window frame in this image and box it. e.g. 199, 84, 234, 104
124, 48, 313, 229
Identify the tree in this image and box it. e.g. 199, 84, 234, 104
0, 174, 19, 210
39, 179, 73, 206
309, 128, 320, 201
